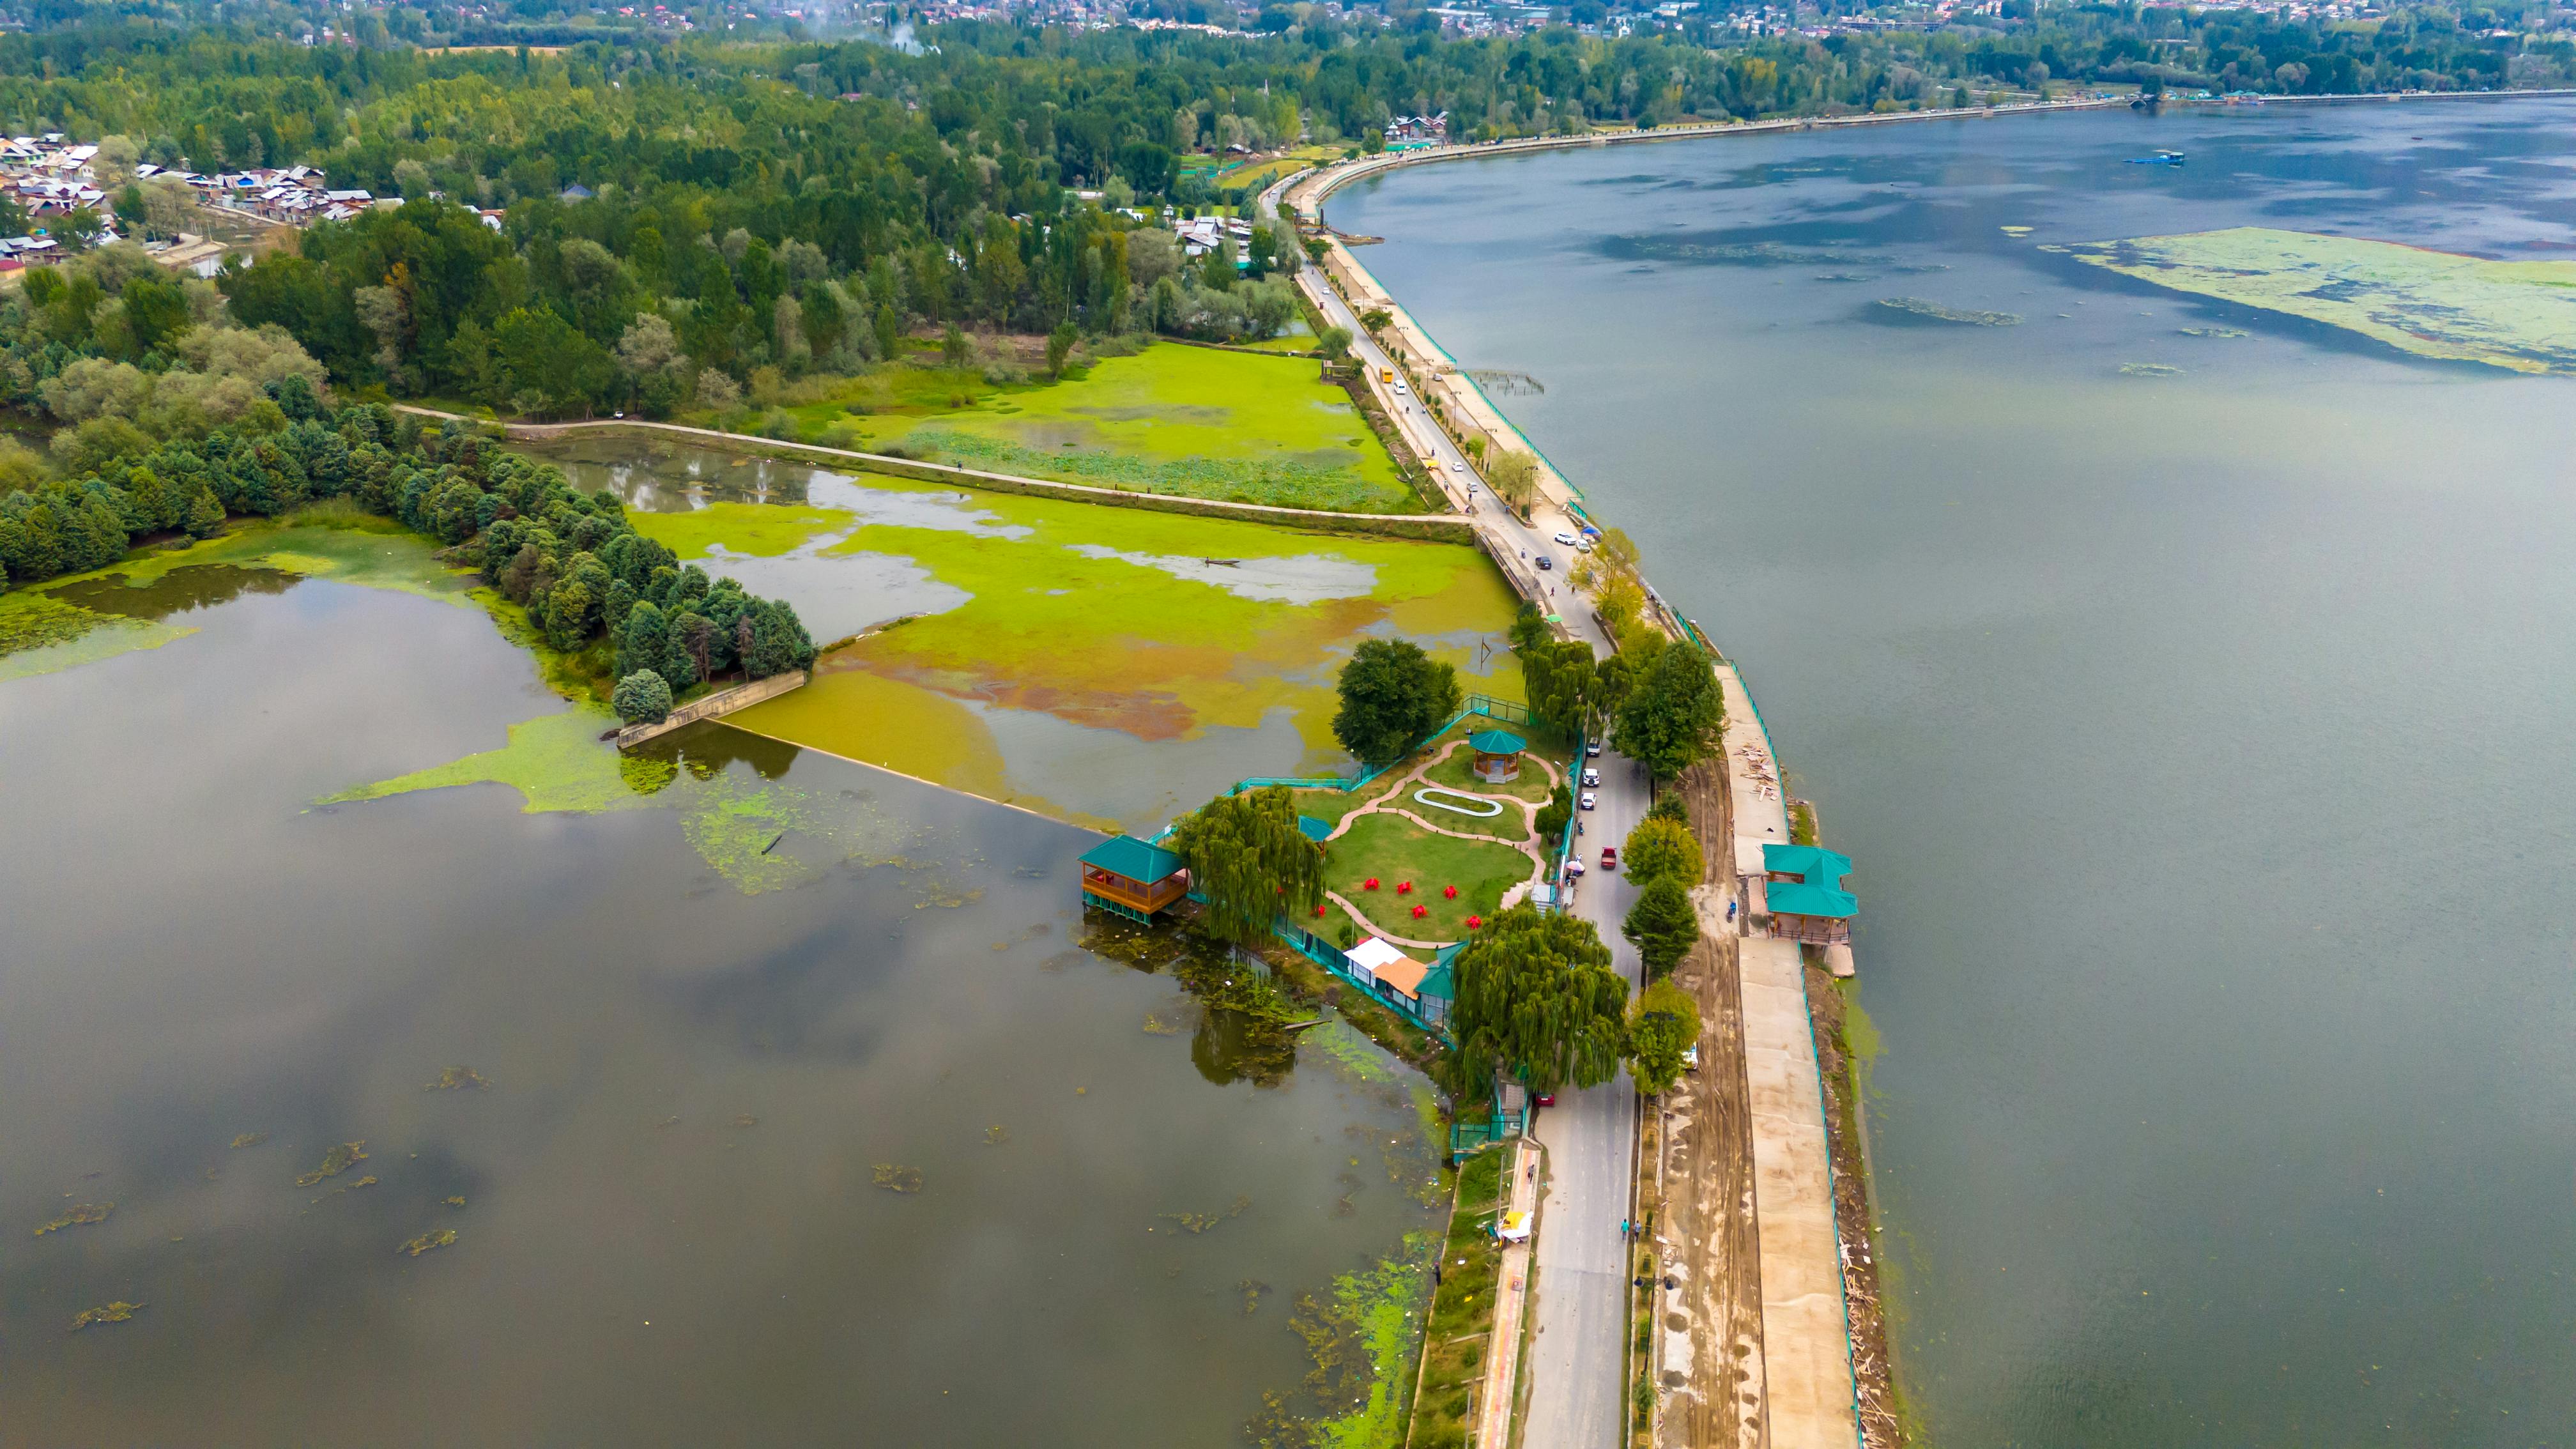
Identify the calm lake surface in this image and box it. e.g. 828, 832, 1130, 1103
1333, 98, 2576, 1445
0, 569, 1436, 1441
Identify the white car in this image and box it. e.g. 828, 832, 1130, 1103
1579, 792, 1597, 811
1581, 768, 1600, 788
1393, 381, 1409, 395
1552, 531, 1579, 546
1682, 1045, 1700, 1072
1586, 742, 1603, 758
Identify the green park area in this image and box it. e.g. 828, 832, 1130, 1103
768, 342, 1414, 514
615, 465, 1521, 830
1296, 719, 1573, 944
2060, 227, 2576, 376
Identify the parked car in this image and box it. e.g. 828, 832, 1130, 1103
1534, 1092, 1556, 1108
1600, 846, 1618, 871
1682, 1045, 1700, 1072
1579, 792, 1597, 811
1581, 768, 1600, 788
1552, 531, 1579, 546
1535, 556, 1554, 571
1586, 741, 1603, 758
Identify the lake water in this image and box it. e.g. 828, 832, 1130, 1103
0, 567, 1439, 1442
1331, 98, 2576, 1445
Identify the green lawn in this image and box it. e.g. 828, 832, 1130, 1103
1326, 811, 1535, 942
1417, 725, 1564, 806
813, 344, 1414, 513
1405, 1146, 1509, 1449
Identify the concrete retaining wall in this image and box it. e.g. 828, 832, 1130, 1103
615, 669, 806, 749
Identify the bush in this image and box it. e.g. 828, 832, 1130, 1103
613, 668, 673, 724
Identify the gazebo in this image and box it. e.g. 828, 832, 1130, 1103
1468, 729, 1528, 784
1759, 842, 1857, 944
1078, 835, 1190, 924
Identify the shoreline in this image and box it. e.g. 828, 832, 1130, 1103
1287, 140, 1887, 1445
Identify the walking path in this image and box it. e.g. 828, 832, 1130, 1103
1314, 737, 1561, 948
1474, 1136, 1542, 1449
1715, 663, 1860, 1449
390, 405, 1475, 537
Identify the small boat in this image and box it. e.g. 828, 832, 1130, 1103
2126, 150, 2186, 167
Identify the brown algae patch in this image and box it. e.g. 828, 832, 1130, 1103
229, 1132, 270, 1149
69, 1301, 142, 1331
295, 1141, 369, 1187
399, 1228, 458, 1256
34, 1202, 115, 1236
425, 1066, 491, 1091
871, 1164, 924, 1194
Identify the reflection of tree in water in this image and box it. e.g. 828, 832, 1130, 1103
624, 719, 802, 794
52, 563, 297, 620
1192, 1006, 1296, 1088
1081, 916, 1305, 1088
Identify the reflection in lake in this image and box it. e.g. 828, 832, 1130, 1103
0, 571, 1437, 1445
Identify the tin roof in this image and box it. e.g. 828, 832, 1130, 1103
1078, 834, 1184, 884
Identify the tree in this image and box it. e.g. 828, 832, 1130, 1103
1485, 450, 1540, 513
1167, 785, 1324, 946
1332, 637, 1461, 766
1533, 781, 1573, 842
941, 322, 971, 369
1315, 324, 1351, 380
1046, 321, 1078, 378
1451, 905, 1629, 1096
1613, 640, 1723, 783
1621, 815, 1704, 890
1646, 788, 1689, 825
613, 668, 674, 724
1359, 307, 1392, 334
1627, 979, 1701, 1095
1623, 875, 1700, 980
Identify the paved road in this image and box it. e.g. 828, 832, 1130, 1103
1528, 740, 1647, 1449
1267, 171, 1637, 1446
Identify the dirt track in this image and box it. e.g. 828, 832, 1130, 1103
1646, 760, 1768, 1446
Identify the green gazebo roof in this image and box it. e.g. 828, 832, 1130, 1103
1080, 834, 1186, 884
1761, 843, 1857, 919
1468, 729, 1527, 756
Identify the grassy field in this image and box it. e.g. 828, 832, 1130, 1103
1405, 1146, 1510, 1449
813, 344, 1414, 512
1326, 811, 1535, 941
1417, 721, 1565, 805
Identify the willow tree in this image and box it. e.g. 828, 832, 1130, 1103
1167, 785, 1323, 946
1451, 906, 1630, 1097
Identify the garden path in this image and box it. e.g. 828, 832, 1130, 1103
1315, 737, 1570, 947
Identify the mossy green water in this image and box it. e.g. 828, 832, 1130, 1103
320, 707, 949, 894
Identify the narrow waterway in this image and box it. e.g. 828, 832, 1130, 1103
1331, 98, 2576, 1445
0, 566, 1437, 1443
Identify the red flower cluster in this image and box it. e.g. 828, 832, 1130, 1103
1466, 915, 1484, 929
1441, 884, 1459, 900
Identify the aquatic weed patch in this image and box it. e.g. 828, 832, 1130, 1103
902, 427, 1407, 513
1250, 1236, 1436, 1449
2062, 227, 2576, 375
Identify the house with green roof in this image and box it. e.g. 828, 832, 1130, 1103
1079, 835, 1190, 924
1760, 842, 1857, 944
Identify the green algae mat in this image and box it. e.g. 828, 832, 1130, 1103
2060, 227, 2576, 375
832, 344, 1414, 513
625, 469, 1521, 833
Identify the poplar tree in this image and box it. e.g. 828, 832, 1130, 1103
1623, 876, 1701, 981
1627, 980, 1701, 1096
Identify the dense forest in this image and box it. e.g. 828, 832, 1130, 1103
0, 352, 817, 692
0, 8, 2559, 418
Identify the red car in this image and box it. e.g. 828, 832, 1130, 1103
1600, 846, 1618, 871
1535, 1092, 1556, 1107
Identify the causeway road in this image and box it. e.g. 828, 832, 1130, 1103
1268, 168, 1638, 1446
